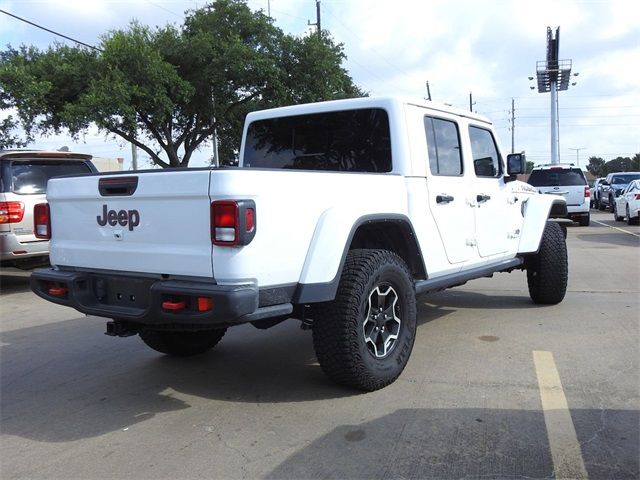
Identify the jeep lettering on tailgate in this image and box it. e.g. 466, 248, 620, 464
97, 204, 140, 231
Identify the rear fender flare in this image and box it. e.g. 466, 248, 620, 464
293, 209, 423, 303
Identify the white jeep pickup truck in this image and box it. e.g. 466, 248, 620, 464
31, 97, 569, 391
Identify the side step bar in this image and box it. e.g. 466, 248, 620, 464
415, 257, 524, 295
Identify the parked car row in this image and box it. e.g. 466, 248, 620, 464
524, 164, 640, 227
612, 179, 640, 225
595, 172, 640, 212
0, 150, 97, 269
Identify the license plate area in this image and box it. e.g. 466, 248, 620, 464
91, 275, 154, 309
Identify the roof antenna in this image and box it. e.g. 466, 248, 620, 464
425, 81, 432, 101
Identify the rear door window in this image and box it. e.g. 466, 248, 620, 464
424, 116, 463, 176
528, 168, 586, 187
9, 161, 92, 194
243, 108, 391, 172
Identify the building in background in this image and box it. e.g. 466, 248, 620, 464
90, 157, 123, 172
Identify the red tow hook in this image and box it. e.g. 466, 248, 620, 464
162, 300, 187, 311
48, 285, 69, 296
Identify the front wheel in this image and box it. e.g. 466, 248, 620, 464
312, 249, 417, 391
526, 222, 568, 305
139, 328, 227, 356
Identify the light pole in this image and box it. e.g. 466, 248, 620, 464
530, 27, 577, 165
568, 147, 586, 168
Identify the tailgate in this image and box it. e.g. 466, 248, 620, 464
47, 170, 214, 278
538, 185, 585, 206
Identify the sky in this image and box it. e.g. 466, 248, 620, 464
1, 0, 639, 170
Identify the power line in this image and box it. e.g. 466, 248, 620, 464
0, 8, 103, 52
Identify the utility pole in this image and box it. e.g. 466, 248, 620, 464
568, 147, 586, 168
469, 92, 476, 112
511, 98, 515, 154
131, 142, 138, 171
211, 91, 219, 167
308, 0, 321, 36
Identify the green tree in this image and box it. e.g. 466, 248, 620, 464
526, 161, 534, 174
0, 116, 30, 149
605, 156, 633, 174
586, 156, 606, 177
0, 0, 364, 167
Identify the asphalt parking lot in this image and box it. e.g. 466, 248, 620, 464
1, 210, 638, 479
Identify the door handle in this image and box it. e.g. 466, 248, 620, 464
476, 194, 491, 203
436, 194, 454, 204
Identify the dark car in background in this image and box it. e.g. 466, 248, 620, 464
598, 172, 640, 212
0, 150, 97, 269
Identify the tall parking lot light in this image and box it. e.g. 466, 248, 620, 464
532, 27, 576, 165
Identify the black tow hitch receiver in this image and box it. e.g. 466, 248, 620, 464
105, 321, 137, 337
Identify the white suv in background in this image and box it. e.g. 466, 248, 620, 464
0, 150, 97, 269
527, 164, 590, 226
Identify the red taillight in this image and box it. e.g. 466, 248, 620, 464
584, 186, 590, 198
34, 203, 51, 239
211, 200, 257, 247
212, 201, 239, 246
0, 201, 25, 224
635, 193, 640, 200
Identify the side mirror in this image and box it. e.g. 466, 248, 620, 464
506, 153, 526, 175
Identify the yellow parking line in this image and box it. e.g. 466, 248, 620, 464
533, 351, 588, 480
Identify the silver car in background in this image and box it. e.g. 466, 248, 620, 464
0, 150, 97, 269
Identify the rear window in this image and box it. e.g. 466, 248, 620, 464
528, 168, 586, 187
4, 161, 92, 194
243, 108, 392, 172
611, 174, 640, 185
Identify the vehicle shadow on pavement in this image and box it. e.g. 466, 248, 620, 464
0, 271, 32, 295
576, 233, 640, 247
0, 317, 353, 443
422, 289, 547, 310
266, 407, 639, 479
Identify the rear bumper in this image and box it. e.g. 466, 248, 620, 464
0, 233, 49, 262
30, 268, 291, 327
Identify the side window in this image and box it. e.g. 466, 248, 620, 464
469, 126, 502, 178
424, 116, 462, 176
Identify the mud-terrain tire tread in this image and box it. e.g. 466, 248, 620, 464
312, 249, 416, 392
526, 222, 568, 305
139, 328, 226, 356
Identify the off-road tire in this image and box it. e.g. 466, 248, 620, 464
526, 222, 568, 305
312, 249, 417, 391
139, 328, 226, 356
